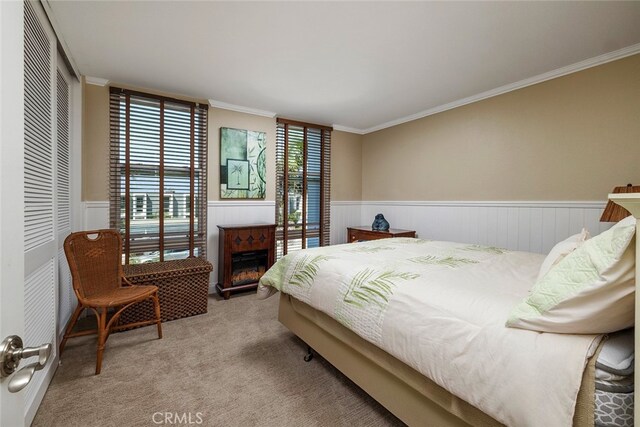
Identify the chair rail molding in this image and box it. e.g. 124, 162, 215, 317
359, 200, 606, 208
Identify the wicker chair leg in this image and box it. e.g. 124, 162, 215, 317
60, 304, 83, 356
95, 308, 108, 375
153, 293, 163, 339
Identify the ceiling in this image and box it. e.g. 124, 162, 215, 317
48, 1, 640, 133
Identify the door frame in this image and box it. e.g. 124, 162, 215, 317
0, 1, 27, 425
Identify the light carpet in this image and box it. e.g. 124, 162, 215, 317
32, 293, 404, 427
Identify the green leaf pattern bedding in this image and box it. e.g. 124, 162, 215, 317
258, 238, 600, 427
262, 238, 493, 345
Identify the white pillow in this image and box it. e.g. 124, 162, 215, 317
537, 228, 590, 281
507, 215, 636, 334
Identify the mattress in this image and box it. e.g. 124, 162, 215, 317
595, 328, 634, 427
279, 293, 599, 426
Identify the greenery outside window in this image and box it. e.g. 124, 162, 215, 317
275, 118, 331, 258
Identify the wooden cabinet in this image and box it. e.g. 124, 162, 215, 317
217, 224, 276, 300
347, 226, 416, 243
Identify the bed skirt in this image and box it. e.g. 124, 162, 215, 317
278, 293, 597, 427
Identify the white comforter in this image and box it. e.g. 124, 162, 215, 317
258, 238, 600, 426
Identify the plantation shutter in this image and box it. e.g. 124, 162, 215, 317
109, 88, 208, 264
275, 118, 331, 258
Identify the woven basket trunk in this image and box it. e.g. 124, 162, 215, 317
119, 257, 212, 326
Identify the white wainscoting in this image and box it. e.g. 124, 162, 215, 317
359, 201, 611, 254
331, 201, 362, 245
82, 201, 109, 230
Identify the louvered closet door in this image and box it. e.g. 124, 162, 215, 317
56, 54, 74, 333
23, 0, 58, 421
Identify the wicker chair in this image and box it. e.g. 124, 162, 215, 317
61, 229, 163, 374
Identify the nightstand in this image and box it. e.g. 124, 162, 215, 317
347, 226, 416, 243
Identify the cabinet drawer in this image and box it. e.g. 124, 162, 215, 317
347, 226, 416, 242
229, 228, 271, 251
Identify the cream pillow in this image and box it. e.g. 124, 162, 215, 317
507, 215, 636, 334
537, 228, 590, 281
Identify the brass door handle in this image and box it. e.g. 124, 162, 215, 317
0, 335, 51, 393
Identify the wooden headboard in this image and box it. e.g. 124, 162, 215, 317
607, 193, 640, 417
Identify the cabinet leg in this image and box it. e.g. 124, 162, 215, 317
216, 283, 231, 300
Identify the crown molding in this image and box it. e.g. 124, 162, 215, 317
172, 43, 638, 135
208, 99, 276, 118
85, 76, 110, 87
362, 43, 640, 134
332, 124, 365, 135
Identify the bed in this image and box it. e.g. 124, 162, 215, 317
258, 195, 639, 427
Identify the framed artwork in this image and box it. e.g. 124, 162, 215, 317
220, 127, 266, 199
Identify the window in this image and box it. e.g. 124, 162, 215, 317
109, 88, 208, 264
275, 118, 331, 258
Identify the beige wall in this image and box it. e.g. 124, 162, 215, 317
82, 82, 362, 202
331, 130, 363, 201
82, 82, 110, 201
362, 54, 640, 201
208, 108, 276, 201
207, 112, 363, 201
